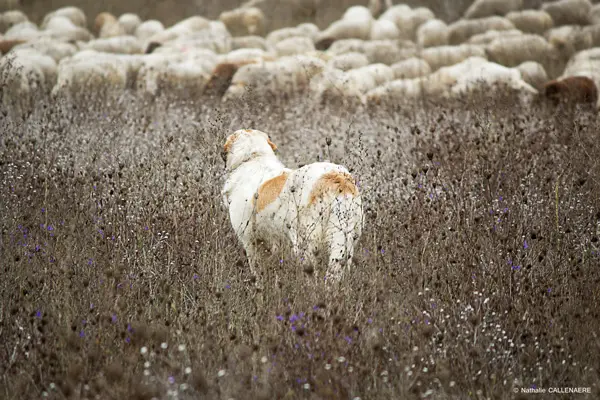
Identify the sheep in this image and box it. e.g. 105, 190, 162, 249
421, 44, 487, 71
224, 54, 327, 101
516, 61, 548, 91
463, 0, 523, 19
559, 49, 600, 99
327, 39, 416, 65
309, 67, 369, 105
485, 34, 555, 67
95, 12, 127, 38
118, 13, 142, 36
505, 10, 554, 35
0, 48, 57, 117
4, 21, 41, 41
390, 57, 431, 79
205, 59, 260, 97
544, 76, 598, 105
12, 38, 77, 62
448, 59, 537, 98
78, 35, 144, 55
541, 0, 592, 26
146, 20, 231, 55
219, 48, 274, 64
370, 19, 400, 40
41, 7, 86, 29
266, 25, 318, 47
327, 52, 370, 71
0, 10, 28, 33
346, 63, 394, 87
42, 16, 94, 42
368, 0, 393, 19
315, 6, 373, 49
51, 50, 130, 99
219, 7, 266, 36
274, 35, 315, 57
583, 25, 600, 48
467, 29, 522, 45
416, 19, 449, 48
447, 16, 515, 45
590, 4, 600, 25
545, 25, 593, 55
135, 20, 164, 41
365, 78, 424, 106
379, 5, 435, 41
231, 35, 270, 51
145, 16, 211, 46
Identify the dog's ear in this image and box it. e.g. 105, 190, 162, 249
267, 137, 277, 152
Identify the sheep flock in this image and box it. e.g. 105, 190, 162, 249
2, 0, 600, 116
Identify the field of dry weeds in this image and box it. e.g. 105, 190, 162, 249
1, 82, 600, 400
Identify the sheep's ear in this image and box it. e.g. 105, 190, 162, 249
267, 137, 277, 152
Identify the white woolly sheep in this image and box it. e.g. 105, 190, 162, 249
379, 5, 435, 41
95, 12, 127, 38
274, 35, 315, 57
368, 0, 393, 18
467, 29, 522, 45
545, 25, 593, 55
145, 16, 211, 46
449, 59, 537, 98
1, 10, 29, 33
346, 63, 394, 87
0, 48, 57, 117
582, 25, 600, 48
266, 25, 317, 46
3, 21, 40, 41
365, 78, 424, 105
223, 54, 327, 101
327, 38, 416, 65
463, 0, 523, 19
541, 0, 592, 26
232, 35, 270, 51
327, 52, 370, 71
370, 19, 400, 40
41, 7, 86, 29
515, 61, 548, 90
219, 48, 274, 64
12, 38, 77, 62
421, 44, 487, 71
590, 4, 600, 25
390, 57, 431, 79
118, 13, 142, 36
219, 7, 266, 36
79, 35, 144, 55
42, 16, 94, 42
135, 20, 164, 41
416, 19, 449, 48
147, 20, 231, 55
315, 5, 373, 49
447, 16, 515, 45
309, 67, 369, 105
505, 10, 553, 35
485, 34, 555, 67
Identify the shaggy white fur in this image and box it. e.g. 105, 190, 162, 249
221, 129, 364, 284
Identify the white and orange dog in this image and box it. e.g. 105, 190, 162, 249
221, 129, 364, 283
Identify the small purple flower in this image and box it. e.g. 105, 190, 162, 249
112, 314, 117, 323
276, 315, 284, 321
47, 225, 53, 231
312, 305, 319, 311
381, 249, 385, 255
547, 288, 552, 293
168, 376, 175, 384
279, 259, 284, 264
344, 336, 352, 344
524, 240, 529, 249
225, 283, 231, 289
127, 324, 133, 332
499, 196, 503, 202
125, 337, 130, 343
41, 208, 45, 213
367, 318, 373, 324
88, 259, 93, 265
35, 310, 42, 318
512, 265, 521, 271
82, 319, 87, 326
89, 303, 94, 310
79, 330, 85, 338
193, 273, 199, 280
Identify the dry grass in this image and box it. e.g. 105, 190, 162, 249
1, 72, 600, 400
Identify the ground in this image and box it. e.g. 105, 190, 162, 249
1, 84, 599, 400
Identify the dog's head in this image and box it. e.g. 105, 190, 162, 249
222, 129, 278, 169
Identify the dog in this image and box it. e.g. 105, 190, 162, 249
221, 129, 364, 284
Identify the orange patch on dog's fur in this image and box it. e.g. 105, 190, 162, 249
254, 172, 289, 212
267, 138, 277, 151
309, 171, 359, 204
223, 132, 241, 155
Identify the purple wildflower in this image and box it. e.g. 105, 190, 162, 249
524, 240, 529, 249
168, 376, 175, 384
35, 310, 42, 318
